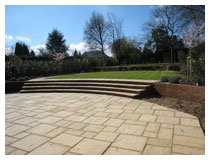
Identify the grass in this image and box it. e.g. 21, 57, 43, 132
48, 71, 186, 80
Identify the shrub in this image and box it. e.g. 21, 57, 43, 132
5, 56, 97, 80
160, 76, 170, 82
10, 77, 16, 81
105, 58, 119, 66
24, 76, 30, 80
178, 50, 188, 65
168, 75, 182, 83
17, 77, 25, 81
191, 42, 205, 85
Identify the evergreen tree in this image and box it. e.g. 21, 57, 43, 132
73, 49, 78, 58
29, 50, 35, 57
46, 29, 68, 57
14, 42, 29, 57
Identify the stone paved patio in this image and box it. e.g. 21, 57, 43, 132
5, 93, 205, 155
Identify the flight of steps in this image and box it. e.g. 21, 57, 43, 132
20, 79, 157, 98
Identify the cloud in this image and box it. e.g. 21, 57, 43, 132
68, 42, 112, 56
6, 42, 113, 56
68, 42, 89, 55
5, 35, 14, 41
30, 44, 46, 54
5, 47, 14, 55
16, 36, 30, 42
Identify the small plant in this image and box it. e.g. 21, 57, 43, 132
17, 77, 25, 81
168, 75, 182, 83
24, 76, 30, 80
10, 77, 16, 81
160, 76, 170, 82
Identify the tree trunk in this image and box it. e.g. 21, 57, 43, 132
170, 47, 173, 64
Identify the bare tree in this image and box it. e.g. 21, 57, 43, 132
143, 6, 180, 64
107, 12, 124, 43
84, 11, 110, 55
107, 12, 124, 58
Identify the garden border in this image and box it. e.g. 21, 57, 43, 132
153, 82, 205, 103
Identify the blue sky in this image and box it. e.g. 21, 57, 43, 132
5, 5, 156, 55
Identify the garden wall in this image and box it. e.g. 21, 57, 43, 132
153, 82, 205, 103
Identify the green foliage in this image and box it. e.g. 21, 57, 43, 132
14, 42, 30, 57
46, 29, 68, 57
29, 50, 35, 57
111, 38, 143, 65
168, 75, 182, 83
10, 77, 16, 81
160, 76, 170, 82
5, 55, 101, 81
105, 58, 119, 66
161, 75, 182, 83
191, 41, 205, 85
178, 50, 188, 64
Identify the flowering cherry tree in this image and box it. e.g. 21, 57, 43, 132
181, 22, 204, 48
180, 22, 204, 80
53, 52, 66, 61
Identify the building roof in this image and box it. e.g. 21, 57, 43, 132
82, 51, 108, 58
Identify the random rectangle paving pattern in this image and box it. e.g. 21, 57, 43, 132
5, 93, 205, 155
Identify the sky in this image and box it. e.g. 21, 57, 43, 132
5, 5, 156, 56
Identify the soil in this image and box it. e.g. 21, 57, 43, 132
139, 96, 205, 134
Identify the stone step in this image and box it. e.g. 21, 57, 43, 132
23, 82, 150, 89
20, 89, 140, 98
26, 79, 157, 85
22, 85, 144, 94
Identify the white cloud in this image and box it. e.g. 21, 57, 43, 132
5, 47, 14, 55
68, 42, 112, 56
68, 42, 89, 55
6, 42, 113, 57
5, 35, 14, 41
30, 44, 46, 54
16, 36, 30, 42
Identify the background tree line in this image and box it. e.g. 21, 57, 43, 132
6, 5, 205, 84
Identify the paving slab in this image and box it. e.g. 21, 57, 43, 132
111, 134, 147, 152
94, 131, 119, 142
83, 116, 108, 125
50, 133, 83, 147
10, 134, 49, 152
6, 124, 30, 136
104, 147, 140, 155
116, 124, 145, 136
27, 124, 57, 135
5, 93, 205, 155
143, 145, 171, 155
70, 138, 110, 155
28, 142, 70, 155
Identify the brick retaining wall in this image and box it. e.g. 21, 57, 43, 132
153, 82, 205, 103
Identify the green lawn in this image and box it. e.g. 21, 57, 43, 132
48, 71, 185, 80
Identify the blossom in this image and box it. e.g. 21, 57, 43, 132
181, 22, 204, 48
53, 52, 66, 61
